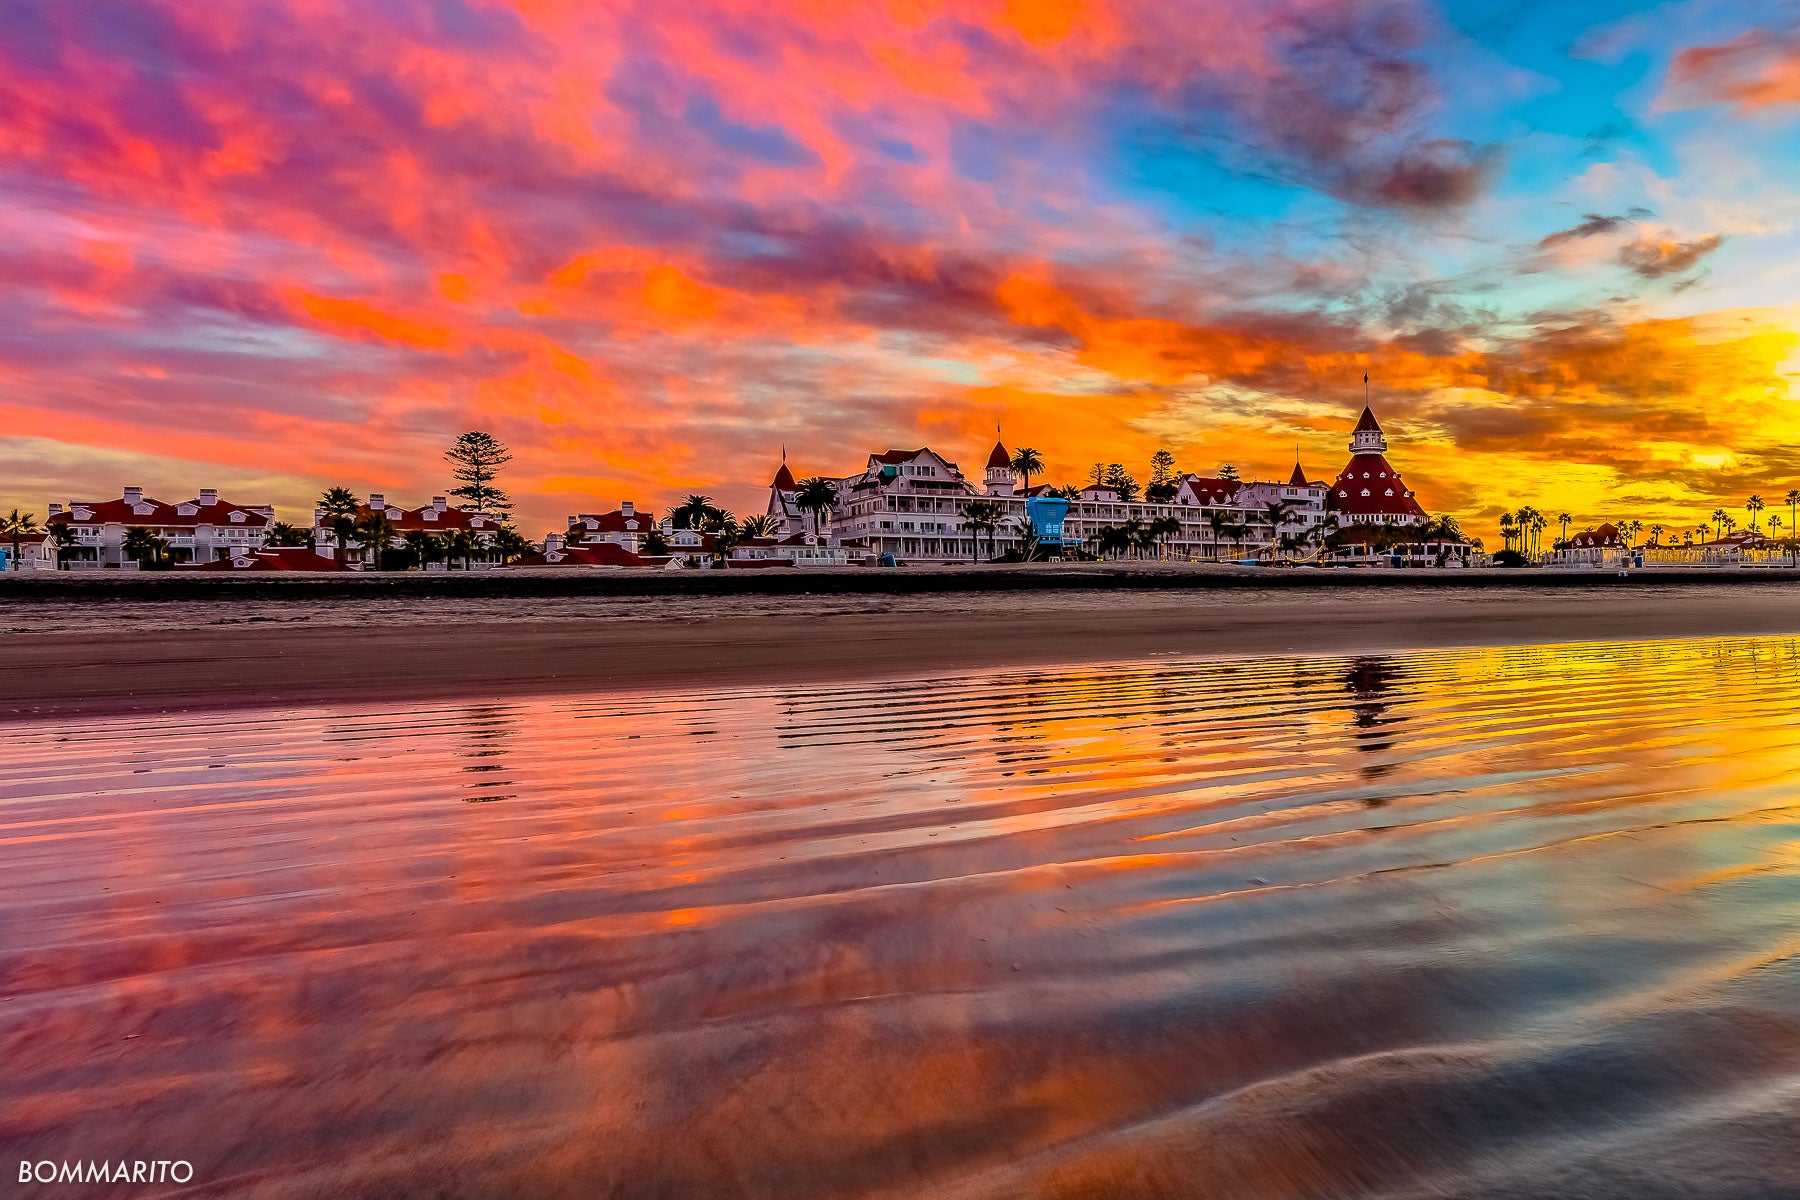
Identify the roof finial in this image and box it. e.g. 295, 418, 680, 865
781, 442, 786, 463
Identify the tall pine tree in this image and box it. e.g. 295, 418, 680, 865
445, 431, 514, 514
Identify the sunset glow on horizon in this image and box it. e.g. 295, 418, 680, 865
6, 0, 1800, 539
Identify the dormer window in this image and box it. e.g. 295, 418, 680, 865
424, 510, 438, 521
133, 504, 153, 516
178, 504, 197, 516
230, 511, 246, 523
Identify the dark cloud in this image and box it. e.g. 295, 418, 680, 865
1342, 139, 1498, 210
1537, 213, 1627, 249
1618, 234, 1724, 279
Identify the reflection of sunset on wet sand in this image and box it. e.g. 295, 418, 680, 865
8, 639, 1800, 1197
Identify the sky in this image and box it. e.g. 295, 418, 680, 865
5, 0, 1800, 541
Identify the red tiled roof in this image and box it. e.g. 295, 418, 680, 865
1570, 523, 1622, 548
353, 502, 501, 533
1288, 462, 1309, 486
572, 507, 658, 535
1354, 405, 1382, 434
1328, 454, 1427, 519
986, 440, 1011, 470
181, 548, 346, 572
49, 494, 271, 529
1174, 475, 1242, 505
518, 542, 667, 568
771, 462, 797, 490
870, 448, 929, 464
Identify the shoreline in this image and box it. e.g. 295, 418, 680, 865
5, 579, 1800, 720
3, 560, 1800, 602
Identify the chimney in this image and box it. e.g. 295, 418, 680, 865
620, 501, 635, 517
368, 493, 385, 510
49, 503, 63, 516
565, 515, 577, 528
123, 486, 143, 505
317, 542, 334, 560
432, 495, 447, 511
198, 488, 218, 506
545, 532, 564, 552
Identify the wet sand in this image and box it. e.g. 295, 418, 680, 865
6, 639, 1800, 1198
4, 580, 1800, 718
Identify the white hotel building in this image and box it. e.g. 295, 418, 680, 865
43, 486, 274, 567
766, 441, 1331, 564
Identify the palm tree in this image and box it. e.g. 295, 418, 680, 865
121, 526, 168, 569
1114, 516, 1146, 559
1009, 447, 1045, 495
403, 530, 443, 570
1095, 525, 1128, 560
1648, 524, 1664, 548
641, 530, 670, 556
738, 513, 778, 538
794, 477, 839, 537
670, 494, 718, 531
1621, 519, 1642, 550
356, 512, 398, 571
1007, 516, 1041, 562
1205, 510, 1230, 560
317, 487, 362, 560
1499, 513, 1518, 554
265, 521, 308, 547
709, 519, 742, 567
493, 526, 530, 564
1788, 490, 1800, 564
1530, 512, 1547, 561
1557, 512, 1572, 548
318, 486, 360, 520
46, 522, 76, 569
1148, 516, 1181, 560
1710, 509, 1728, 541
1747, 494, 1766, 532
1769, 513, 1784, 556
1512, 506, 1543, 560
1262, 500, 1293, 560
443, 528, 476, 570
1720, 515, 1737, 538
1227, 521, 1251, 559
960, 499, 1004, 562
2, 509, 37, 572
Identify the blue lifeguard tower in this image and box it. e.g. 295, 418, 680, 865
1024, 495, 1071, 558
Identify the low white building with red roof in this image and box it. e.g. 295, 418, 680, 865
563, 501, 663, 553
312, 493, 505, 565
46, 486, 275, 567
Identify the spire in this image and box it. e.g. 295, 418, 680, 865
771, 457, 797, 490
1288, 461, 1309, 487
985, 437, 1011, 471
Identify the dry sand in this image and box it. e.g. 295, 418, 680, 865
5, 576, 1800, 718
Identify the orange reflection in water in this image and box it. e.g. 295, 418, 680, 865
7, 640, 1800, 1198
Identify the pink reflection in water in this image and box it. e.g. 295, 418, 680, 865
7, 641, 1800, 1197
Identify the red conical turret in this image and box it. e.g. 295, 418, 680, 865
985, 439, 1011, 470
771, 461, 797, 491
1288, 461, 1309, 486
